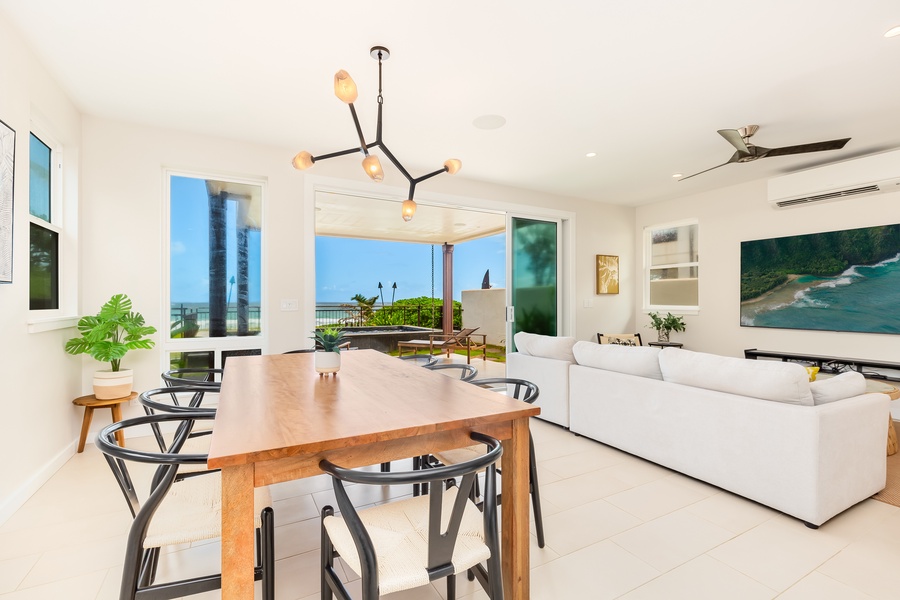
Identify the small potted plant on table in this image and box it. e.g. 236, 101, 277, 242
648, 312, 685, 343
312, 326, 347, 376
65, 293, 157, 399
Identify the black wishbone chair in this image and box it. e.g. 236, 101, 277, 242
96, 413, 275, 600
139, 387, 218, 461
431, 378, 545, 548
423, 362, 478, 382
320, 432, 505, 600
397, 353, 439, 367
161, 367, 223, 388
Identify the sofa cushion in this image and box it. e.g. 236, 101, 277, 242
572, 341, 663, 380
658, 349, 814, 406
810, 372, 868, 405
513, 332, 576, 363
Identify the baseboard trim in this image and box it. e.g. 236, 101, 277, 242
0, 439, 77, 527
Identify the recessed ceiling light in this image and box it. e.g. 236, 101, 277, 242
472, 114, 506, 130
585, 152, 597, 158
885, 25, 900, 38
672, 173, 683, 178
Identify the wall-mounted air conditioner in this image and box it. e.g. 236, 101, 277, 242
767, 148, 900, 208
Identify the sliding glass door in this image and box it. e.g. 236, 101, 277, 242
507, 215, 561, 351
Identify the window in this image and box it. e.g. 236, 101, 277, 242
644, 220, 699, 311
166, 172, 264, 368
29, 132, 60, 310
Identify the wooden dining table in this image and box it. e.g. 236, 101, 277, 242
208, 350, 541, 598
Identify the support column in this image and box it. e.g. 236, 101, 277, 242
442, 243, 454, 334
209, 191, 227, 338
236, 198, 250, 336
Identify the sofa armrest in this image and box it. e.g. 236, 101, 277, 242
508, 352, 572, 428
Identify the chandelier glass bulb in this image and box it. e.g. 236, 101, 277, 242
401, 199, 417, 222
443, 158, 462, 175
292, 151, 314, 170
362, 154, 384, 182
333, 70, 358, 104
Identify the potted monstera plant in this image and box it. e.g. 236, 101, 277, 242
311, 326, 347, 376
65, 293, 157, 399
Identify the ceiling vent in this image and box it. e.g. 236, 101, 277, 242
767, 148, 900, 208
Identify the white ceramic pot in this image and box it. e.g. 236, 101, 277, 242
314, 350, 341, 375
93, 368, 134, 399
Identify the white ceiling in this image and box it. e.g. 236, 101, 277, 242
3, 0, 900, 207
315, 191, 505, 244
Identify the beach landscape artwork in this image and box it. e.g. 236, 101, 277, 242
741, 224, 900, 334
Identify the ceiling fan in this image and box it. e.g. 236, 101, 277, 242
679, 125, 850, 181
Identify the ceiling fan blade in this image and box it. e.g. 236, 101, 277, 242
717, 129, 750, 153
679, 151, 744, 181
764, 138, 850, 158
678, 161, 731, 181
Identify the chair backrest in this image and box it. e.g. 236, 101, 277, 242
469, 377, 539, 404
597, 333, 643, 346
283, 348, 316, 354
398, 354, 438, 367
320, 432, 502, 580
140, 387, 218, 452
162, 368, 223, 388
443, 327, 478, 345
96, 412, 212, 518
424, 362, 478, 381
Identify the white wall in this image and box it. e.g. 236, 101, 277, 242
0, 14, 83, 524
635, 179, 900, 361
462, 288, 506, 346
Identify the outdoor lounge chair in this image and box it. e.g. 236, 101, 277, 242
397, 327, 487, 364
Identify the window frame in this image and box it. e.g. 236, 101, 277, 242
642, 218, 699, 314
27, 122, 77, 328
162, 169, 268, 370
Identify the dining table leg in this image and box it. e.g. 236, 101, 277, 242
221, 463, 256, 599
502, 416, 531, 598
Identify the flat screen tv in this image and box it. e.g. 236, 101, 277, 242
740, 224, 900, 334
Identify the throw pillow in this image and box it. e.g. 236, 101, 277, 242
810, 371, 868, 405
513, 332, 577, 363
572, 341, 663, 380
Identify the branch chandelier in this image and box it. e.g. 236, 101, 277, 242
292, 46, 461, 222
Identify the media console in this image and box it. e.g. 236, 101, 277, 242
744, 349, 900, 383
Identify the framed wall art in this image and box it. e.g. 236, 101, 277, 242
596, 254, 619, 294
741, 224, 900, 334
0, 118, 15, 284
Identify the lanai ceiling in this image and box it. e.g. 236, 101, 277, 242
2, 1, 900, 209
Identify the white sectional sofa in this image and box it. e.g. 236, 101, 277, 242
509, 333, 890, 527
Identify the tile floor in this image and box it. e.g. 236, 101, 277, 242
2, 361, 900, 599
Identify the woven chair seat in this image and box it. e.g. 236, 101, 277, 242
323, 487, 491, 595
432, 445, 490, 469
145, 472, 271, 548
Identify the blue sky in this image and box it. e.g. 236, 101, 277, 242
170, 176, 262, 303
316, 234, 506, 303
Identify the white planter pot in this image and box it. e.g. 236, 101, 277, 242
93, 369, 134, 399
314, 351, 341, 375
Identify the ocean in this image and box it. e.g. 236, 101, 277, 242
741, 253, 900, 334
